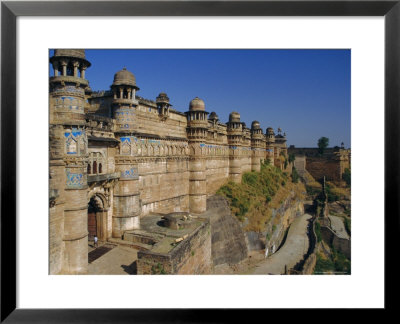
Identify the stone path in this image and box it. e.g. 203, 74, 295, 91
251, 214, 312, 274
87, 245, 138, 275
328, 215, 350, 239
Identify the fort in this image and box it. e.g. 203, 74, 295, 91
288, 146, 351, 185
49, 49, 290, 274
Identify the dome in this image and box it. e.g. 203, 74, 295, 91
54, 49, 86, 59
189, 97, 205, 111
156, 92, 170, 103
251, 121, 261, 129
229, 111, 241, 123
112, 67, 137, 87
209, 111, 219, 120
266, 127, 274, 135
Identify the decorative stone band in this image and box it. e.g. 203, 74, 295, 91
51, 86, 85, 98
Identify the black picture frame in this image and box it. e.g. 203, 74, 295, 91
1, 0, 398, 322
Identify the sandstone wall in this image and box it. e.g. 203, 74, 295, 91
138, 158, 189, 215
205, 157, 230, 194
306, 157, 342, 182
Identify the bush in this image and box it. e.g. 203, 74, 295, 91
291, 167, 300, 183
342, 168, 351, 186
314, 253, 335, 274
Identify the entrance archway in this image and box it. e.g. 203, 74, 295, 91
88, 197, 99, 240
88, 195, 104, 240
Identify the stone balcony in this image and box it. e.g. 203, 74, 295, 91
87, 172, 120, 183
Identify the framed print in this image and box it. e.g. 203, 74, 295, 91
1, 0, 398, 322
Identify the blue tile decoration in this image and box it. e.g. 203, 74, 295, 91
120, 137, 131, 143
66, 170, 85, 188
121, 167, 138, 180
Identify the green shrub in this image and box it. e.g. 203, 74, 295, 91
342, 168, 351, 186
291, 167, 300, 183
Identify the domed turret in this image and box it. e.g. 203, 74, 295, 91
49, 48, 91, 79
229, 111, 241, 123
251, 120, 261, 130
266, 127, 274, 136
111, 67, 139, 131
156, 92, 171, 120
49, 49, 91, 124
209, 111, 219, 121
189, 97, 205, 111
112, 67, 138, 88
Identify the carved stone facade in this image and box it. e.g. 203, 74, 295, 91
49, 49, 287, 274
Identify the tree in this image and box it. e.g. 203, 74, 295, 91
317, 137, 329, 155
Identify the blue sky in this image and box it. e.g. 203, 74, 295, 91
50, 49, 350, 148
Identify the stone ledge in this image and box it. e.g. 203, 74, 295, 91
87, 172, 120, 183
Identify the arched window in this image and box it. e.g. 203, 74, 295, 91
87, 163, 91, 175
99, 163, 102, 174
93, 161, 97, 174
123, 89, 128, 99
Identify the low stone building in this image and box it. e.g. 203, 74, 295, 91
49, 49, 288, 274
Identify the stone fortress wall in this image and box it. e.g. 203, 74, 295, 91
49, 49, 288, 274
288, 146, 351, 183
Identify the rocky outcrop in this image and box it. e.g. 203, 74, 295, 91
206, 196, 248, 267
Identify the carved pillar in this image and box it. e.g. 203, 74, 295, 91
73, 61, 79, 77
80, 66, 86, 79
60, 60, 67, 76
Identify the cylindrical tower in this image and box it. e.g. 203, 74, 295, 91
227, 111, 243, 183
266, 127, 276, 165
186, 97, 208, 213
251, 121, 264, 171
49, 49, 91, 274
111, 68, 141, 237
112, 67, 139, 132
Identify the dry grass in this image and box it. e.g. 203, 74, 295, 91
217, 163, 306, 232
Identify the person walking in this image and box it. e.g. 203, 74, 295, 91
94, 235, 98, 248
